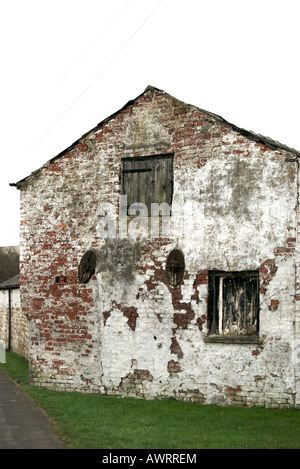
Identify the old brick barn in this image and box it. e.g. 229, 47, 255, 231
11, 86, 300, 408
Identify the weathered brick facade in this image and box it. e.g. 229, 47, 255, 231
13, 86, 300, 407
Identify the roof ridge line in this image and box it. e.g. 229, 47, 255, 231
10, 86, 300, 188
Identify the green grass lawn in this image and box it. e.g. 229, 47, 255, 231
1, 352, 300, 449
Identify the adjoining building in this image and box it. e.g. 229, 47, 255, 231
0, 274, 28, 359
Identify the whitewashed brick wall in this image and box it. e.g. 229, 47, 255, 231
16, 87, 300, 407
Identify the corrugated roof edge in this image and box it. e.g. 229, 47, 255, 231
0, 274, 20, 290
9, 85, 300, 189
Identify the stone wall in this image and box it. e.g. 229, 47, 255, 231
17, 87, 300, 407
0, 287, 28, 359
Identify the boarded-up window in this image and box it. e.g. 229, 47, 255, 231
122, 154, 173, 214
208, 271, 259, 336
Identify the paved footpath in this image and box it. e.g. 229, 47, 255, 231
0, 370, 65, 449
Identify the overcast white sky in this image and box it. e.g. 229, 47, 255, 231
1, 0, 299, 247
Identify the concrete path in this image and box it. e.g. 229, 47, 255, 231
0, 370, 65, 449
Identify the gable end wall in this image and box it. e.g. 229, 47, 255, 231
19, 88, 299, 407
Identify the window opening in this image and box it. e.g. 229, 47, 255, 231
208, 271, 259, 336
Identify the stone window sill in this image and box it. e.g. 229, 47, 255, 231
203, 335, 263, 345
